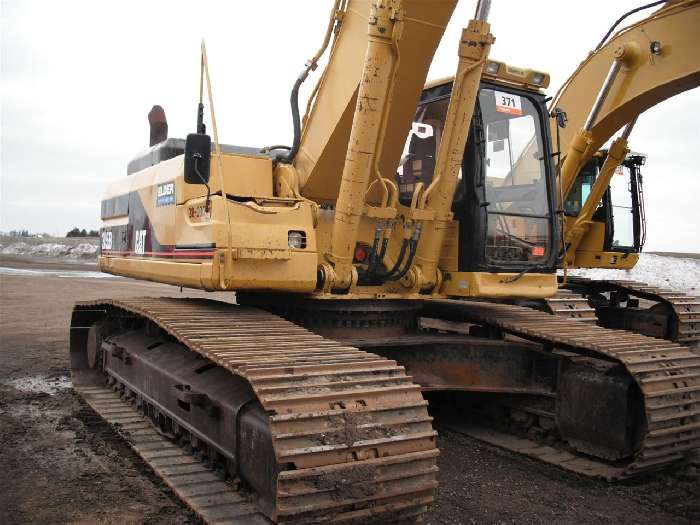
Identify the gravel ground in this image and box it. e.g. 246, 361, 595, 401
0, 256, 698, 524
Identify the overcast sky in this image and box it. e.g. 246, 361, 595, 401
2, 0, 698, 251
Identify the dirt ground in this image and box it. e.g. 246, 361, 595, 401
1, 256, 698, 524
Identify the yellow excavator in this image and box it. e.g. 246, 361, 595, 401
556, 150, 700, 344
546, 1, 700, 344
70, 1, 700, 523
561, 150, 647, 271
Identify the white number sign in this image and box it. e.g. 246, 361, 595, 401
494, 91, 523, 116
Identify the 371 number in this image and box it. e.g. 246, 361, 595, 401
500, 95, 516, 107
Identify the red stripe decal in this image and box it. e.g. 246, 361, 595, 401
102, 250, 214, 259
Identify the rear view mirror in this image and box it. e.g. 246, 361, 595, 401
184, 133, 211, 185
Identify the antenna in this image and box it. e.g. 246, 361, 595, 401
200, 40, 234, 288
197, 41, 206, 134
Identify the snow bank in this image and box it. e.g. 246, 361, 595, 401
30, 243, 72, 257
1, 241, 98, 259
1, 241, 31, 255
563, 253, 700, 294
66, 243, 99, 258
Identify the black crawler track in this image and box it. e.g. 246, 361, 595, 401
70, 297, 439, 524
426, 299, 700, 478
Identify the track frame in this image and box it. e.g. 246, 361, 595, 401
70, 297, 439, 524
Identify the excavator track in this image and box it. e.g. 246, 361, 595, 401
77, 384, 271, 524
541, 289, 598, 323
70, 297, 438, 524
565, 276, 700, 345
427, 299, 700, 479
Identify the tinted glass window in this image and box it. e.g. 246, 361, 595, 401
564, 161, 598, 216
479, 89, 550, 264
609, 165, 635, 248
396, 86, 552, 266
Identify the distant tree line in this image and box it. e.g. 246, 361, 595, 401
8, 229, 31, 237
66, 227, 100, 238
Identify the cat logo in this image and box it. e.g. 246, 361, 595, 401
156, 181, 176, 207
134, 229, 147, 255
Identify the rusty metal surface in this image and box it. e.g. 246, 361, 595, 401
426, 299, 700, 479
354, 334, 559, 396
445, 422, 628, 479
565, 276, 700, 344
72, 297, 438, 524
237, 294, 423, 341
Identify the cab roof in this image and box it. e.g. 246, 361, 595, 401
425, 60, 550, 93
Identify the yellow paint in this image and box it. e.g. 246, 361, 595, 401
99, 1, 700, 304
440, 272, 558, 299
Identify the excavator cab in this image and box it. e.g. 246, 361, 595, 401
397, 78, 559, 274
565, 153, 646, 268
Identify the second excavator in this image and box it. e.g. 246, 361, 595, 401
70, 1, 700, 523
546, 0, 700, 345
557, 148, 700, 345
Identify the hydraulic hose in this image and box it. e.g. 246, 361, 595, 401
372, 239, 409, 280
595, 1, 665, 51
369, 220, 423, 282
388, 222, 422, 281
277, 0, 344, 164
278, 72, 306, 164
365, 228, 382, 274
389, 239, 418, 281
371, 238, 390, 274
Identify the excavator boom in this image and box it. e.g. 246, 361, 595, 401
296, 0, 459, 203
554, 0, 700, 198
548, 1, 700, 344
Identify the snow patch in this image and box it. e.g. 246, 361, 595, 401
0, 267, 118, 279
562, 253, 700, 294
31, 243, 72, 257
1, 241, 31, 255
1, 241, 98, 259
2, 375, 72, 395
67, 243, 98, 258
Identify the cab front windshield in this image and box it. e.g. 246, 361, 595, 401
479, 89, 551, 265
396, 87, 552, 266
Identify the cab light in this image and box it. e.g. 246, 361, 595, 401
532, 72, 545, 85
486, 61, 500, 75
288, 231, 306, 249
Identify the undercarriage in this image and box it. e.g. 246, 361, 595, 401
71, 298, 438, 524
70, 295, 700, 523
562, 277, 700, 345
